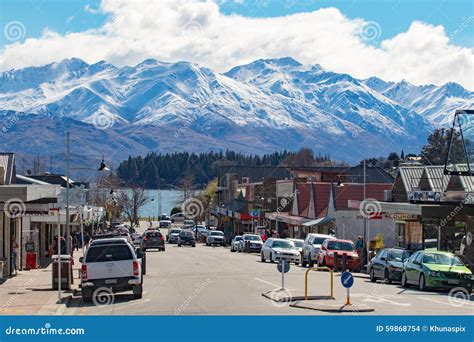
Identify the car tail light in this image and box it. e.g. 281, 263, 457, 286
143, 237, 148, 241
81, 264, 88, 281
160, 235, 164, 241
133, 260, 139, 276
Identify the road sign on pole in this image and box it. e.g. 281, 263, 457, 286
341, 271, 353, 305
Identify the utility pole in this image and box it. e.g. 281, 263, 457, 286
363, 159, 368, 267
66, 131, 71, 255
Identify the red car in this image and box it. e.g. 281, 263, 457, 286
316, 238, 360, 271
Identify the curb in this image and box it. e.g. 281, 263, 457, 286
290, 300, 375, 313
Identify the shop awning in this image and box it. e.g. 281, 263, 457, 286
265, 212, 311, 225
302, 216, 335, 227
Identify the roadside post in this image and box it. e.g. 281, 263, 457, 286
341, 271, 354, 306
333, 252, 339, 272
277, 260, 290, 289
342, 253, 347, 272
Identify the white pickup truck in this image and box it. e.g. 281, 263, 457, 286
80, 238, 144, 302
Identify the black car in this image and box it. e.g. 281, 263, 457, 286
141, 230, 165, 251
368, 248, 411, 283
178, 230, 196, 247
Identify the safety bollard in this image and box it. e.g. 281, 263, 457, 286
333, 252, 338, 272
342, 253, 347, 272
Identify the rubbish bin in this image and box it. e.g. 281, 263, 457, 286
52, 255, 72, 290
26, 252, 37, 270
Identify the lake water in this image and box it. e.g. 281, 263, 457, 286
138, 190, 183, 217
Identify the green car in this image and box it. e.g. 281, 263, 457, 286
401, 250, 472, 292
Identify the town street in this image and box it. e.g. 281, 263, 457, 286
56, 227, 474, 316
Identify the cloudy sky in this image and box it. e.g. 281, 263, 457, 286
1, 0, 473, 89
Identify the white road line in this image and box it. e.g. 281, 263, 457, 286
254, 277, 279, 288
417, 296, 474, 307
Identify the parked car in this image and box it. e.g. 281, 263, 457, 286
316, 238, 360, 271
195, 225, 210, 240
160, 214, 170, 221
301, 233, 333, 267
131, 233, 142, 246
167, 228, 182, 243
141, 230, 165, 251
183, 220, 195, 229
230, 236, 243, 252
80, 238, 143, 302
261, 238, 300, 264
239, 234, 263, 252
159, 220, 172, 229
288, 238, 304, 256
401, 250, 472, 292
368, 248, 411, 283
170, 212, 187, 223
206, 231, 226, 246
178, 230, 196, 247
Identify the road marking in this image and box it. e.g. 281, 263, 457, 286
417, 296, 474, 307
254, 278, 279, 288
352, 293, 411, 306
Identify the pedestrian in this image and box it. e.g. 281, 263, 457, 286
11, 238, 19, 275
355, 236, 364, 255
71, 232, 78, 252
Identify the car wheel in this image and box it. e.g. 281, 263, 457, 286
309, 259, 314, 268
133, 284, 143, 299
384, 269, 392, 284
401, 271, 409, 287
261, 252, 265, 262
301, 256, 307, 267
370, 268, 377, 282
82, 289, 92, 303
418, 274, 426, 291
465, 285, 472, 294
270, 253, 274, 263
231, 246, 234, 252
178, 244, 181, 247
192, 244, 196, 247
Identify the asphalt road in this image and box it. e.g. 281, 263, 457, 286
63, 227, 474, 315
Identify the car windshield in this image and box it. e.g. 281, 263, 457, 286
180, 231, 194, 237
272, 240, 295, 249
210, 231, 224, 236
171, 230, 181, 234
85, 245, 133, 262
244, 235, 262, 241
146, 231, 161, 237
312, 237, 329, 245
327, 241, 354, 251
387, 250, 410, 261
235, 236, 243, 241
422, 253, 464, 266
291, 240, 304, 248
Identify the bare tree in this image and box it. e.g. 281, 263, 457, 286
118, 187, 149, 229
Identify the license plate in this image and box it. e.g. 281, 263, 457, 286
448, 279, 459, 285
105, 279, 117, 284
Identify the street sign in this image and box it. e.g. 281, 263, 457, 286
277, 260, 290, 273
250, 210, 260, 217
341, 271, 354, 288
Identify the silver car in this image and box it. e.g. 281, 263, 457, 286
167, 228, 182, 244
230, 236, 243, 252
261, 238, 299, 264
206, 231, 226, 246
239, 234, 263, 252
301, 233, 333, 267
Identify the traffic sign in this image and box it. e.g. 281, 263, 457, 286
250, 210, 260, 217
277, 260, 290, 273
341, 271, 354, 288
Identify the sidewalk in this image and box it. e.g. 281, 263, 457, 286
0, 249, 83, 315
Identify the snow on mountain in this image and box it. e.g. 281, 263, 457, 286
0, 57, 469, 164
363, 78, 474, 126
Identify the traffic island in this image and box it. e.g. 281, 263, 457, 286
262, 289, 334, 303
290, 300, 375, 313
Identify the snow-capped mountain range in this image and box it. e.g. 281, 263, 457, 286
0, 57, 472, 169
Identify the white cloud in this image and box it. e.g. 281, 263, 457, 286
1, 0, 473, 89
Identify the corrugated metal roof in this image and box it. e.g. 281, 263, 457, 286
454, 164, 474, 191
425, 166, 450, 192
399, 166, 425, 192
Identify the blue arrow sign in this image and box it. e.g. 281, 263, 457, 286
341, 271, 354, 288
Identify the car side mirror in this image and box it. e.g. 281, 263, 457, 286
321, 246, 327, 250
136, 250, 144, 258
79, 257, 83, 263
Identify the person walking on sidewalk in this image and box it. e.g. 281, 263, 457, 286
11, 238, 19, 275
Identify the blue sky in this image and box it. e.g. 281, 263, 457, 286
1, 0, 473, 48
